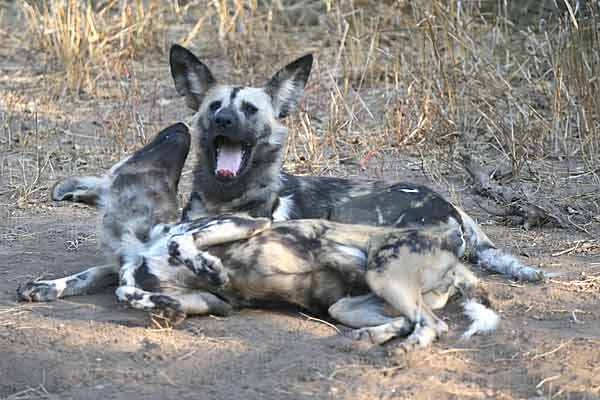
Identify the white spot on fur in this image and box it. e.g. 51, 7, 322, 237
394, 213, 405, 225
376, 207, 384, 225
461, 299, 500, 339
399, 188, 419, 193
42, 278, 67, 297
336, 245, 367, 263
273, 195, 294, 221
119, 260, 139, 287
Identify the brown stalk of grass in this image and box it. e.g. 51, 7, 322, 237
19, 0, 171, 95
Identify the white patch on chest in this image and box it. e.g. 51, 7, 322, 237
272, 195, 294, 222
399, 188, 419, 193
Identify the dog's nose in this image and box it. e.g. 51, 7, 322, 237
214, 111, 235, 128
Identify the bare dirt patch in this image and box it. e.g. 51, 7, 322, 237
1, 1, 599, 399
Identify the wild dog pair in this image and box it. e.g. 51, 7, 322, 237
17, 44, 546, 347
19, 123, 498, 347
168, 44, 545, 283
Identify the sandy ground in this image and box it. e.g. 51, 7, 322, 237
2, 2, 600, 399
2, 190, 599, 400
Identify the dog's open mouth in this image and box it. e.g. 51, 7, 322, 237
213, 136, 252, 180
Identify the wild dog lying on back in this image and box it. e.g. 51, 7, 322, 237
17, 123, 191, 302
169, 44, 546, 282
116, 214, 499, 347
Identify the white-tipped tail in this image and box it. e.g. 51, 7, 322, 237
461, 299, 500, 339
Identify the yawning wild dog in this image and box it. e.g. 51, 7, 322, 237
168, 44, 546, 282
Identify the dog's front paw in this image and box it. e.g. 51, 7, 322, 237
394, 324, 437, 354
348, 326, 393, 345
149, 294, 186, 326
167, 236, 228, 286
17, 281, 59, 302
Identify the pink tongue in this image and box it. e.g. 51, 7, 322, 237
216, 143, 243, 176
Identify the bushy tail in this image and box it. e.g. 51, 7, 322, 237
455, 208, 546, 282
453, 263, 500, 338
461, 298, 500, 338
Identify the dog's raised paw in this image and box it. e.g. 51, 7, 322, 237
16, 281, 59, 302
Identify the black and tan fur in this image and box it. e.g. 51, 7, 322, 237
169, 44, 545, 282
116, 215, 499, 347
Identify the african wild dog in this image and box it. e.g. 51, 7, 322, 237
17, 123, 191, 302
115, 214, 499, 348
168, 44, 546, 282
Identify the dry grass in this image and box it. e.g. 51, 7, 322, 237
1, 0, 599, 224
19, 0, 172, 94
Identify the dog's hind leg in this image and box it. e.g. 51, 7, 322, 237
329, 294, 412, 345
51, 175, 109, 206
116, 286, 232, 325
364, 232, 459, 349
17, 264, 118, 302
366, 274, 445, 349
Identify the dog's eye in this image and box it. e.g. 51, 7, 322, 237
209, 101, 222, 112
242, 102, 258, 116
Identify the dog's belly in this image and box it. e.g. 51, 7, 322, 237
225, 269, 353, 313
212, 237, 367, 313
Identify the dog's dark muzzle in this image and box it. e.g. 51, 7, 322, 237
206, 112, 256, 181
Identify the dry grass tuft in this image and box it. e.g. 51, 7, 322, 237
1, 0, 598, 228
19, 0, 172, 94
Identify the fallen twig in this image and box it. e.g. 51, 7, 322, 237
460, 152, 567, 229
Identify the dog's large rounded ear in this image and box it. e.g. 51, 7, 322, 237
51, 176, 105, 206
264, 54, 313, 119
170, 44, 217, 110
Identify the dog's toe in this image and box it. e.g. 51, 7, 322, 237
348, 327, 388, 345
396, 324, 437, 353
17, 281, 58, 302
348, 327, 373, 343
